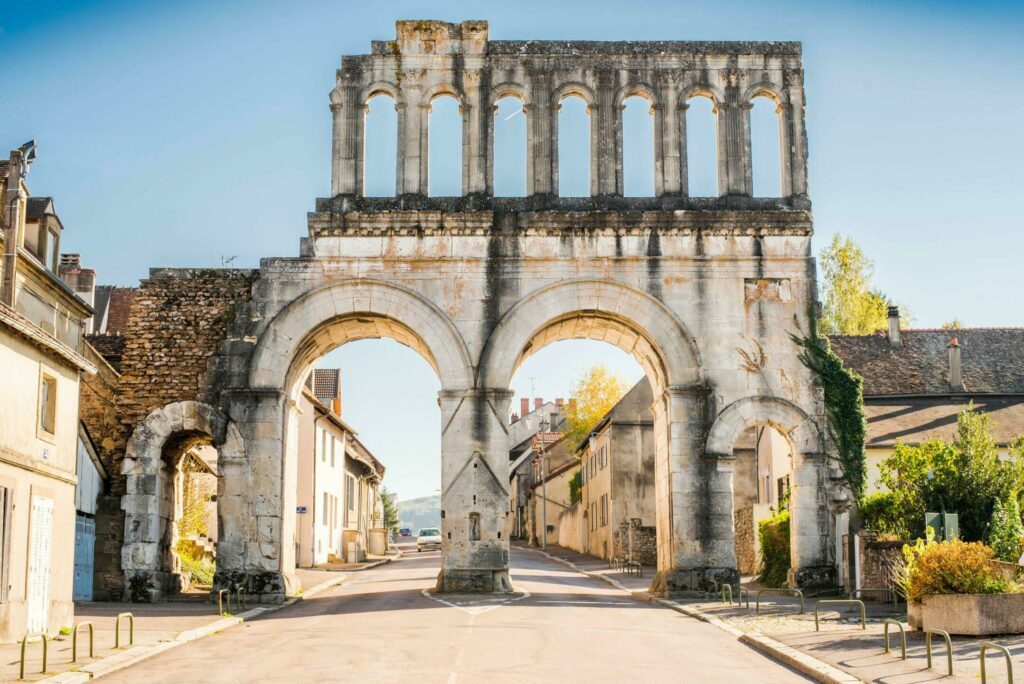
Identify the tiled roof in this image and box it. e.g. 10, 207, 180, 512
25, 196, 54, 220
864, 396, 1024, 447
85, 332, 126, 372
346, 433, 385, 478
830, 329, 1024, 396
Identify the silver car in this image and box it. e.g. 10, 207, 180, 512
417, 527, 441, 552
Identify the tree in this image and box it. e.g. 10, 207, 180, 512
818, 235, 908, 335
877, 406, 1024, 541
563, 364, 628, 450
380, 487, 400, 536
941, 319, 963, 330
988, 496, 1024, 563
568, 469, 582, 504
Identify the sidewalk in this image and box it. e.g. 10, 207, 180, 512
2, 553, 401, 683
528, 543, 1023, 683
515, 543, 654, 594
1, 601, 232, 683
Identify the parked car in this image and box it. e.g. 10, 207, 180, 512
399, 528, 412, 537
417, 527, 441, 552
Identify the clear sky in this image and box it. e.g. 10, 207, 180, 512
4, 0, 1022, 498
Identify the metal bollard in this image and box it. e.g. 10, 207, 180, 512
925, 628, 953, 676
721, 583, 733, 605
236, 586, 247, 611
115, 612, 134, 648
19, 632, 47, 679
980, 641, 1013, 684
882, 619, 906, 660
813, 599, 866, 631
737, 586, 751, 609
72, 621, 95, 662
218, 588, 230, 615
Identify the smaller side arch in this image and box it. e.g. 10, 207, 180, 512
614, 82, 662, 110
552, 81, 598, 108
489, 81, 530, 109
358, 81, 405, 107
679, 82, 725, 109
705, 395, 822, 458
742, 81, 789, 106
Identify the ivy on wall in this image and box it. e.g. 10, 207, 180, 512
790, 331, 868, 501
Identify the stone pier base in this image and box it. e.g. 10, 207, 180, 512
436, 569, 514, 594
213, 569, 290, 604
649, 567, 741, 598
790, 564, 836, 589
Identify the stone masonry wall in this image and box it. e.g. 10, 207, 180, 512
734, 505, 756, 575
78, 268, 256, 598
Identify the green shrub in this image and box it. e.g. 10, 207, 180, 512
180, 554, 215, 586
757, 510, 790, 587
859, 491, 908, 537
988, 497, 1024, 563
568, 469, 582, 505
896, 535, 1018, 603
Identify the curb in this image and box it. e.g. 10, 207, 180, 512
520, 546, 859, 684
38, 556, 398, 682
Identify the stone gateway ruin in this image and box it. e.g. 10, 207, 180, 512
113, 20, 848, 601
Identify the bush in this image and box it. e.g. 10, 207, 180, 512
757, 510, 790, 587
896, 536, 1018, 603
859, 492, 908, 537
988, 497, 1024, 563
179, 554, 216, 586
568, 469, 582, 505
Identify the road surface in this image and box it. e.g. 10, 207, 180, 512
103, 545, 806, 683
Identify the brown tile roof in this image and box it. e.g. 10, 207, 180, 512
85, 332, 126, 372
830, 329, 1024, 396
346, 433, 385, 478
105, 287, 136, 334
313, 368, 341, 403
26, 196, 54, 220
864, 397, 1024, 447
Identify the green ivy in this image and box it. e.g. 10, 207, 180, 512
568, 469, 582, 505
790, 331, 868, 501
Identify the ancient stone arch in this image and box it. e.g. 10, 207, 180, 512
121, 401, 244, 600
115, 20, 840, 601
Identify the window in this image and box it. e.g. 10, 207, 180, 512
686, 96, 718, 197
600, 494, 608, 527
493, 96, 526, 197
750, 95, 782, 197
345, 475, 356, 525
0, 486, 11, 603
363, 93, 397, 197
591, 502, 597, 531
323, 492, 329, 525
319, 428, 327, 462
38, 372, 56, 436
558, 95, 591, 196
622, 95, 655, 196
330, 437, 336, 468
428, 95, 462, 197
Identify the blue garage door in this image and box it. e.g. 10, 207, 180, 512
73, 515, 95, 601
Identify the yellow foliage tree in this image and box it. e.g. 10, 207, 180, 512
818, 234, 909, 335
563, 364, 628, 450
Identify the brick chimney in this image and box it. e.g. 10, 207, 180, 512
520, 398, 530, 417
948, 337, 963, 391
887, 305, 901, 348
58, 253, 97, 333
554, 398, 564, 407
534, 398, 543, 410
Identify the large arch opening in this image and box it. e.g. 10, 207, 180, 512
750, 95, 783, 198
685, 95, 719, 197
481, 280, 703, 585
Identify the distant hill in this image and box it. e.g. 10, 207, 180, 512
397, 494, 440, 533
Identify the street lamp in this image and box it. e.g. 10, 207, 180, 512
537, 418, 549, 550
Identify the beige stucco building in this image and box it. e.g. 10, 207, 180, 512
0, 143, 95, 641
295, 370, 385, 567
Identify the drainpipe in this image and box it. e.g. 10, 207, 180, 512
311, 413, 324, 568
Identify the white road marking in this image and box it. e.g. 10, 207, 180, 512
420, 588, 531, 615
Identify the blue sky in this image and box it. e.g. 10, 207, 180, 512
4, 0, 1022, 498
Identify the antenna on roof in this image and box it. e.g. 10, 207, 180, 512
220, 255, 237, 267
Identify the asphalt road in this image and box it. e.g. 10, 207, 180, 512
103, 545, 807, 683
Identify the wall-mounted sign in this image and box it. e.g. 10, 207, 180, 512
296, 506, 308, 514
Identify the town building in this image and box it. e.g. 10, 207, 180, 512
831, 308, 1024, 494
295, 369, 386, 567
0, 142, 96, 640
576, 379, 657, 564
507, 397, 566, 541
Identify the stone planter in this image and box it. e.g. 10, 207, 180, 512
910, 593, 1024, 635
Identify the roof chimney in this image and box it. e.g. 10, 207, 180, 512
554, 397, 564, 407
948, 337, 963, 391
521, 398, 530, 417
534, 398, 543, 410
887, 305, 901, 348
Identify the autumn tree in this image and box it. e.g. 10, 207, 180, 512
563, 364, 628, 450
818, 234, 908, 335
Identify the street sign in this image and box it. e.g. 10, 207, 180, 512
296, 506, 308, 514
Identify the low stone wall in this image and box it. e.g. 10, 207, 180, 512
859, 531, 903, 591
735, 505, 756, 575
611, 521, 656, 565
